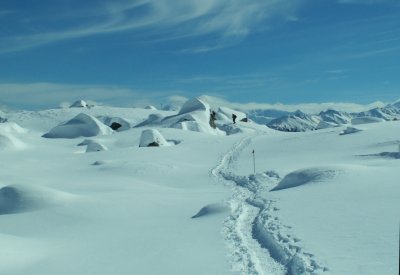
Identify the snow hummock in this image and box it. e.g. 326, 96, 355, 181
136, 97, 225, 135
70, 100, 88, 108
0, 184, 76, 215
144, 105, 157, 110
270, 167, 337, 191
178, 97, 209, 115
86, 142, 108, 152
139, 129, 169, 147
43, 113, 113, 138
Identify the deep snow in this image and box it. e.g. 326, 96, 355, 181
0, 99, 399, 275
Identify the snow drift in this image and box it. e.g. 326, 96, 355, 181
271, 168, 337, 191
136, 97, 224, 135
0, 185, 76, 215
43, 113, 113, 139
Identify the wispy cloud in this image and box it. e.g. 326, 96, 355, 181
199, 95, 386, 114
0, 0, 302, 54
0, 82, 387, 113
0, 82, 169, 110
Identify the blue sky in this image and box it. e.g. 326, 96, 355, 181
0, 0, 399, 109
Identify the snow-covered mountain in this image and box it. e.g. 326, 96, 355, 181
267, 110, 321, 132
319, 109, 352, 125
353, 105, 400, 121
261, 99, 400, 132
247, 109, 291, 124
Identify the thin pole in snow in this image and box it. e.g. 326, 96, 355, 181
252, 149, 256, 175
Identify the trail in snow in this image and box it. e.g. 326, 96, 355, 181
211, 135, 327, 275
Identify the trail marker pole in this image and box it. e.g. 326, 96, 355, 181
252, 149, 256, 175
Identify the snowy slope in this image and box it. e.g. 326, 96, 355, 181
0, 100, 398, 275
232, 121, 400, 275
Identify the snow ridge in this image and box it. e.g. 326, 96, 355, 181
211, 135, 327, 274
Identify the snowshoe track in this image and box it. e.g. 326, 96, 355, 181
212, 135, 327, 275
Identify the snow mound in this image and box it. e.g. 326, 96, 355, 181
340, 126, 362, 135
178, 97, 208, 115
171, 119, 211, 133
86, 142, 108, 152
136, 97, 224, 135
98, 116, 131, 132
165, 97, 224, 135
43, 113, 113, 139
144, 105, 157, 110
351, 117, 384, 125
70, 100, 88, 108
0, 185, 76, 215
191, 203, 229, 219
139, 129, 170, 147
271, 168, 337, 191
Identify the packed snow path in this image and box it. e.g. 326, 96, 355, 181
211, 134, 327, 275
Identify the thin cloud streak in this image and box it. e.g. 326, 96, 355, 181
0, 82, 160, 109
0, 82, 387, 113
0, 0, 302, 54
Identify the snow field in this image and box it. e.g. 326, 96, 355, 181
0, 100, 398, 275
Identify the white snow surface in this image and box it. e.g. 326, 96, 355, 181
43, 113, 113, 138
0, 103, 399, 275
